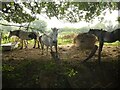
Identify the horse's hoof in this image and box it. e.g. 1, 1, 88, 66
36, 47, 40, 49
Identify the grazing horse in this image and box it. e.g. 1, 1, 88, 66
39, 28, 59, 55
83, 28, 120, 63
8, 30, 40, 49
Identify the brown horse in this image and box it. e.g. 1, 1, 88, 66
8, 30, 40, 49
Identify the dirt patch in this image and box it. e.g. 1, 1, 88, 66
2, 44, 119, 62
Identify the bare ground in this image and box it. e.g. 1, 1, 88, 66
2, 44, 120, 62
2, 44, 120, 88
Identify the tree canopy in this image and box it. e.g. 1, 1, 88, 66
0, 1, 118, 24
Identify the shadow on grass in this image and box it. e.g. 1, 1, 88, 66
2, 58, 119, 88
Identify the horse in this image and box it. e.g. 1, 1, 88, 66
8, 30, 40, 49
83, 28, 120, 63
39, 28, 59, 55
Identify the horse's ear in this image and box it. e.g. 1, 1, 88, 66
89, 29, 92, 31
51, 27, 58, 31
51, 28, 55, 31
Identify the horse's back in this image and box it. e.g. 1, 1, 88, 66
112, 28, 120, 41
18, 30, 37, 40
41, 35, 51, 46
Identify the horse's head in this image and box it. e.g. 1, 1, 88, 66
51, 28, 59, 44
8, 31, 13, 38
8, 30, 20, 38
88, 29, 95, 34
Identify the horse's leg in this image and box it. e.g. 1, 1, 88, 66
20, 39, 23, 49
47, 46, 49, 55
83, 45, 98, 63
55, 43, 57, 53
39, 36, 43, 49
37, 40, 40, 48
33, 39, 36, 48
98, 40, 104, 64
50, 46, 53, 52
24, 40, 27, 49
41, 43, 44, 55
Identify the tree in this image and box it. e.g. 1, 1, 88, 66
0, 1, 118, 23
30, 19, 47, 32
0, 20, 12, 32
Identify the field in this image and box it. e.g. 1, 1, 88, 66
1, 2, 120, 88
2, 33, 120, 88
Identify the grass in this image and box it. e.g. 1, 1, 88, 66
2, 33, 119, 88
2, 59, 119, 88
1, 33, 119, 47
58, 38, 73, 45
104, 41, 120, 46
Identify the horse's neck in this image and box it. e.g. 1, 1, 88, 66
49, 32, 53, 36
13, 30, 20, 37
92, 31, 102, 38
47, 32, 53, 39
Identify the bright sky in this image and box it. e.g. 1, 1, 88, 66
43, 9, 118, 28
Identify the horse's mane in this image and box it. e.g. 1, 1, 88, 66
89, 29, 108, 33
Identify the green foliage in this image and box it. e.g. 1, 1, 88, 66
1, 2, 118, 23
1, 2, 35, 23
30, 19, 47, 32
65, 68, 78, 77
1, 33, 11, 44
2, 64, 15, 72
58, 38, 72, 45
92, 22, 106, 29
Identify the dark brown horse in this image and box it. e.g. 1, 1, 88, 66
8, 30, 40, 49
83, 28, 120, 63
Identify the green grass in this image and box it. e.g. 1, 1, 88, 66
58, 35, 120, 46
1, 33, 119, 46
58, 38, 73, 45
104, 41, 120, 46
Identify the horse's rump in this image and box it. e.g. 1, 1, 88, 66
112, 28, 120, 41
41, 35, 53, 47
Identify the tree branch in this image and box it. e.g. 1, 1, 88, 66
0, 23, 45, 34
